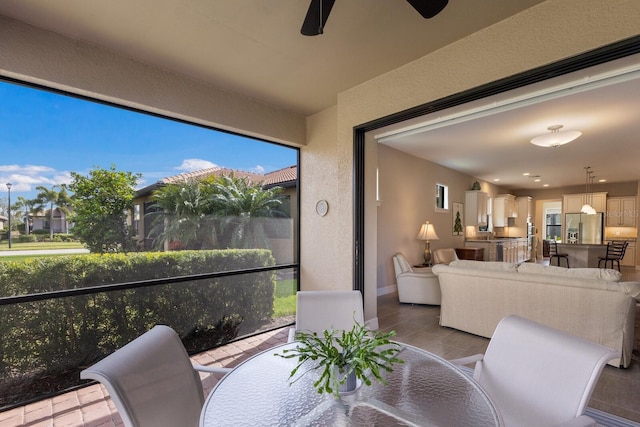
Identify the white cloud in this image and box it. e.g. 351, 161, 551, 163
176, 159, 219, 172
52, 172, 72, 185
251, 165, 265, 174
0, 164, 70, 193
0, 164, 55, 174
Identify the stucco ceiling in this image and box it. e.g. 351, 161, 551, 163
1, 0, 638, 191
0, 0, 544, 116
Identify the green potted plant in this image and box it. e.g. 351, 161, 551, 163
276, 320, 404, 397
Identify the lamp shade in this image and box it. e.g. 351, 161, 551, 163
530, 125, 581, 148
417, 222, 439, 241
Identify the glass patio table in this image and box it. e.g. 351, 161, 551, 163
200, 341, 503, 426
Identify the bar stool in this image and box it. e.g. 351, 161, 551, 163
547, 240, 569, 268
598, 241, 627, 272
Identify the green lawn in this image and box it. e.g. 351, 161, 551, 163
274, 279, 297, 317
0, 241, 86, 251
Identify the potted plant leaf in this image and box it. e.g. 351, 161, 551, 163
275, 320, 404, 397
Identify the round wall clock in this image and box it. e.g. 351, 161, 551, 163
315, 199, 329, 216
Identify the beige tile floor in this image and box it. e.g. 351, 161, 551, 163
2, 266, 639, 426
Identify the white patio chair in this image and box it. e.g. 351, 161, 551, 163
287, 290, 365, 342
451, 315, 619, 427
80, 325, 231, 427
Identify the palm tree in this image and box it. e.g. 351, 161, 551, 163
148, 179, 217, 250
210, 175, 284, 249
13, 196, 39, 235
35, 185, 71, 238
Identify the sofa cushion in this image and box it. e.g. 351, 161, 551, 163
448, 260, 519, 272
517, 262, 622, 282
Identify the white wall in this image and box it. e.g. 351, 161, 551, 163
375, 144, 503, 294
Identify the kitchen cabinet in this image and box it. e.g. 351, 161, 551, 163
493, 194, 516, 227
563, 192, 607, 213
501, 238, 529, 263
515, 196, 534, 227
465, 191, 488, 227
606, 196, 637, 227
623, 241, 636, 266
465, 238, 528, 263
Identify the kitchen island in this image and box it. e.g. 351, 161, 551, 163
465, 237, 529, 263
555, 243, 608, 268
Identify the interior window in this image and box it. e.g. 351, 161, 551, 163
435, 183, 449, 211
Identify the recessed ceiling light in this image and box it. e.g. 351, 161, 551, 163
522, 173, 530, 176
599, 179, 607, 182
543, 184, 549, 187
493, 178, 500, 182
534, 178, 541, 182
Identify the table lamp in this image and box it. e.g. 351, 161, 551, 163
417, 221, 439, 266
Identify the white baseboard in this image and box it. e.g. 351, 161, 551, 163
377, 284, 397, 296
366, 317, 380, 330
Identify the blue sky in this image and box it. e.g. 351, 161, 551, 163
0, 81, 297, 200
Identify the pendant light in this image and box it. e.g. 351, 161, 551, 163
581, 166, 596, 215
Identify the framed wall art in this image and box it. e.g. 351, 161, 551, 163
452, 202, 464, 236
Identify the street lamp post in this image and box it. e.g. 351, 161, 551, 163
6, 183, 12, 249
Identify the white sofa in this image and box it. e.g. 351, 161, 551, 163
432, 260, 640, 367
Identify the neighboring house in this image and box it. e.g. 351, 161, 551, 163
132, 165, 297, 261
31, 207, 73, 234
0, 215, 7, 231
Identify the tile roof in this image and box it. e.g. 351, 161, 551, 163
160, 167, 265, 184
135, 165, 297, 197
262, 165, 297, 186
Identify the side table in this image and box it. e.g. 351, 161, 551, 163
455, 247, 485, 261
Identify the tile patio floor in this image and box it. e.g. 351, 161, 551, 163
0, 328, 290, 427
2, 280, 639, 426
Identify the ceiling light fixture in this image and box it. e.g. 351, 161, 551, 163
581, 166, 597, 215
530, 125, 582, 148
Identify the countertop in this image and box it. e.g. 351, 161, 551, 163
557, 242, 607, 246
465, 237, 526, 242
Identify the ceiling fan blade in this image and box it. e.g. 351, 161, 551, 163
406, 0, 448, 19
301, 0, 335, 36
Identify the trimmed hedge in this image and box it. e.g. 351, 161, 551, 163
0, 249, 276, 408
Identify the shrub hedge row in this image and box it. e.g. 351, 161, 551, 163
0, 249, 276, 408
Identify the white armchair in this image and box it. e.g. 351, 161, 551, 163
392, 252, 441, 305
451, 315, 619, 427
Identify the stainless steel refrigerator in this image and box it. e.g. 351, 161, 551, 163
565, 213, 604, 244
